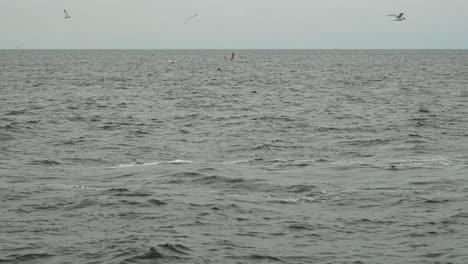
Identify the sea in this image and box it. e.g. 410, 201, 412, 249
1, 50, 467, 264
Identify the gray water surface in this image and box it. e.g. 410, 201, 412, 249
1, 50, 467, 263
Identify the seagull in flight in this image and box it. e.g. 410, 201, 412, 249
184, 14, 198, 24
387, 12, 406, 21
224, 52, 235, 62
64, 9, 71, 19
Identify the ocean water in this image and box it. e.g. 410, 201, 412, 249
0, 49, 467, 264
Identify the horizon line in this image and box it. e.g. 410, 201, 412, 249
2, 48, 468, 51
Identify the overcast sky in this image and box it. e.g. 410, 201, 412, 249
1, 0, 467, 49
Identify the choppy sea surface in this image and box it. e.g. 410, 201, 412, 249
1, 50, 467, 264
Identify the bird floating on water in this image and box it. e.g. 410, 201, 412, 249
387, 12, 405, 21
184, 14, 198, 24
64, 9, 71, 19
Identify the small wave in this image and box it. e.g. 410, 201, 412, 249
285, 184, 323, 194
31, 82, 45, 87
61, 157, 107, 165
5, 109, 28, 116
148, 199, 167, 206
168, 171, 204, 178
240, 254, 284, 262
106, 188, 130, 192
165, 160, 193, 164
288, 224, 319, 231
191, 175, 246, 185
111, 158, 329, 168
57, 138, 87, 146
29, 160, 61, 166
266, 196, 319, 204
417, 106, 430, 113
418, 197, 451, 204
331, 155, 463, 169
110, 156, 464, 171
134, 130, 150, 135
0, 134, 15, 141
120, 244, 190, 264
113, 192, 152, 197
103, 188, 152, 197
110, 159, 193, 168
343, 138, 391, 147
3, 253, 56, 263
0, 123, 20, 131
66, 198, 99, 210
404, 139, 428, 144
99, 124, 118, 130
221, 159, 251, 164
388, 156, 462, 169
442, 212, 468, 225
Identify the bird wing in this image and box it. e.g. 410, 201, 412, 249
184, 14, 198, 24
397, 13, 404, 19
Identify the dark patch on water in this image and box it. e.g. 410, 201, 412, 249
29, 160, 61, 166
147, 199, 167, 206
120, 244, 190, 264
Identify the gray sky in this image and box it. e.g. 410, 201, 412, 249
1, 0, 467, 49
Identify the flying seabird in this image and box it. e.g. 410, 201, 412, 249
184, 14, 198, 24
387, 12, 406, 21
224, 52, 235, 62
64, 9, 71, 19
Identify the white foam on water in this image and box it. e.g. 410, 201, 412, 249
110, 159, 194, 169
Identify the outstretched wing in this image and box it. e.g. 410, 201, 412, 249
184, 14, 198, 24
397, 13, 404, 19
